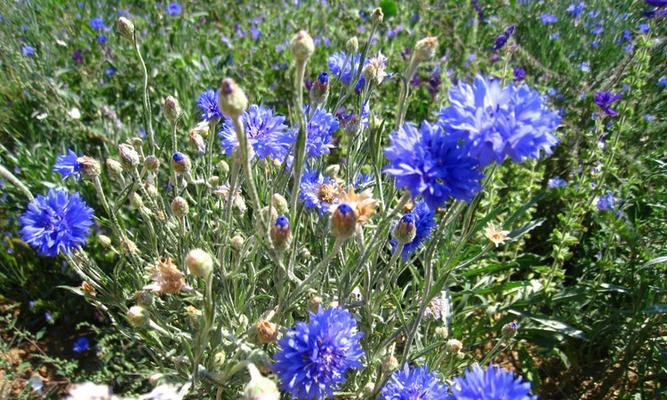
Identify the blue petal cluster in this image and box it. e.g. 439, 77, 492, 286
451, 364, 537, 400
381, 365, 451, 400
20, 188, 94, 257
196, 89, 222, 121
53, 149, 81, 180
384, 121, 484, 209
438, 75, 560, 167
288, 106, 338, 160
328, 51, 366, 92
300, 170, 338, 214
390, 200, 436, 260
218, 104, 291, 161
273, 307, 364, 400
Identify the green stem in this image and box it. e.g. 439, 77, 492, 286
133, 32, 156, 154
0, 164, 33, 201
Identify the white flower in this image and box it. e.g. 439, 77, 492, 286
65, 382, 115, 400
68, 107, 82, 120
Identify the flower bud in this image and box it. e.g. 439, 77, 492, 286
171, 196, 189, 218
435, 326, 449, 338
300, 248, 311, 260
189, 131, 206, 154
502, 321, 518, 337
129, 137, 144, 148
445, 339, 463, 353
105, 158, 124, 181
98, 234, 112, 248
118, 143, 140, 169
127, 305, 149, 327
308, 294, 322, 312
346, 36, 359, 53
218, 160, 230, 175
163, 96, 181, 123
185, 248, 214, 277
171, 152, 191, 175
414, 36, 438, 62
144, 182, 159, 199
213, 351, 226, 367
243, 364, 280, 400
144, 156, 160, 171
253, 319, 278, 344
382, 353, 399, 372
309, 72, 329, 105
290, 30, 315, 62
135, 291, 154, 307
218, 78, 248, 119
77, 156, 100, 180
371, 7, 384, 24
272, 193, 289, 215
208, 175, 220, 187
323, 164, 340, 177
393, 213, 417, 244
270, 215, 291, 252
120, 238, 138, 254
231, 235, 245, 250
330, 203, 356, 239
116, 16, 134, 40
127, 192, 142, 210
81, 281, 96, 297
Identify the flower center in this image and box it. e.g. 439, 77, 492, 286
317, 183, 335, 202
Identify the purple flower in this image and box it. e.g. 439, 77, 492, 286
166, 2, 182, 15
53, 149, 81, 181
452, 364, 537, 400
547, 176, 567, 188
380, 365, 451, 400
89, 17, 105, 31
384, 121, 483, 209
492, 25, 515, 51
390, 200, 436, 260
645, 0, 667, 7
72, 337, 89, 353
72, 49, 84, 65
20, 189, 94, 257
438, 75, 560, 167
22, 45, 35, 57
513, 67, 526, 81
579, 62, 590, 72
593, 91, 622, 117
197, 89, 222, 121
567, 2, 585, 17
596, 191, 618, 212
273, 307, 364, 400
218, 104, 291, 161
250, 25, 261, 40
639, 23, 650, 33
540, 13, 558, 24
299, 170, 338, 214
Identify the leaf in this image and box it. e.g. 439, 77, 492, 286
379, 0, 398, 18
637, 256, 667, 271
644, 304, 667, 315
509, 309, 586, 340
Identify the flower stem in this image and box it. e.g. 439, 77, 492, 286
0, 164, 33, 201
133, 32, 156, 154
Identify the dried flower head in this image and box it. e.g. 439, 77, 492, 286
145, 257, 185, 295
332, 186, 378, 225
485, 223, 510, 247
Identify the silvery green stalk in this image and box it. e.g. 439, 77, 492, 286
396, 36, 438, 130
0, 164, 34, 201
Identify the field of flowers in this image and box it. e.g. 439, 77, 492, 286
0, 0, 665, 399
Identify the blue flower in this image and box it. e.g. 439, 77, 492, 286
22, 45, 35, 57
437, 75, 560, 167
218, 104, 291, 161
288, 106, 338, 160
451, 364, 537, 400
166, 2, 182, 15
20, 188, 94, 257
197, 89, 222, 121
273, 307, 364, 400
645, 0, 667, 7
384, 121, 483, 209
492, 25, 515, 51
97, 34, 107, 44
596, 191, 618, 213
547, 176, 567, 188
300, 170, 338, 214
566, 2, 585, 18
513, 67, 526, 81
380, 365, 451, 400
390, 201, 436, 260
328, 51, 361, 85
72, 337, 89, 353
658, 76, 667, 87
89, 17, 105, 31
594, 91, 622, 117
54, 149, 81, 181
540, 13, 558, 24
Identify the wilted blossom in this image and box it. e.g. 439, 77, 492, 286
390, 200, 436, 260
273, 307, 364, 400
593, 91, 622, 117
451, 364, 537, 400
384, 121, 484, 209
438, 75, 561, 167
380, 366, 450, 400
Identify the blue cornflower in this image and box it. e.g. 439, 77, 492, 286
97, 34, 107, 44
657, 76, 666, 87
438, 75, 560, 167
596, 191, 618, 213
384, 121, 484, 209
591, 26, 604, 35
390, 200, 436, 260
89, 17, 105, 31
22, 45, 35, 57
197, 89, 222, 121
547, 176, 567, 188
451, 364, 537, 400
593, 91, 622, 117
380, 365, 451, 400
20, 188, 94, 257
639, 23, 650, 33
354, 173, 373, 188
54, 149, 81, 180
328, 51, 366, 91
646, 0, 667, 7
492, 25, 515, 51
300, 170, 338, 214
218, 104, 291, 161
566, 2, 585, 17
273, 307, 364, 400
540, 13, 558, 24
166, 2, 182, 15
513, 67, 526, 81
579, 62, 590, 72
72, 337, 89, 353
288, 106, 338, 159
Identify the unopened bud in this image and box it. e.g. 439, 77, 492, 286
77, 156, 100, 180
300, 248, 311, 260
105, 158, 123, 181
189, 131, 206, 154
309, 72, 329, 105
243, 364, 280, 400
116, 17, 135, 40
185, 248, 214, 277
171, 152, 191, 175
163, 96, 181, 123
346, 36, 359, 53
502, 321, 518, 337
218, 78, 248, 119
290, 30, 315, 62
208, 175, 220, 187
135, 291, 154, 307
272, 193, 289, 215
253, 319, 278, 344
323, 164, 340, 177
145, 182, 159, 198
393, 213, 417, 244
371, 7, 384, 24
170, 196, 188, 218
218, 160, 230, 175
270, 215, 291, 252
446, 339, 463, 353
127, 305, 149, 327
118, 143, 140, 169
144, 156, 160, 171
382, 354, 399, 372
98, 234, 112, 248
414, 36, 438, 62
308, 294, 322, 312
330, 203, 356, 239
435, 326, 449, 338
231, 235, 245, 250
